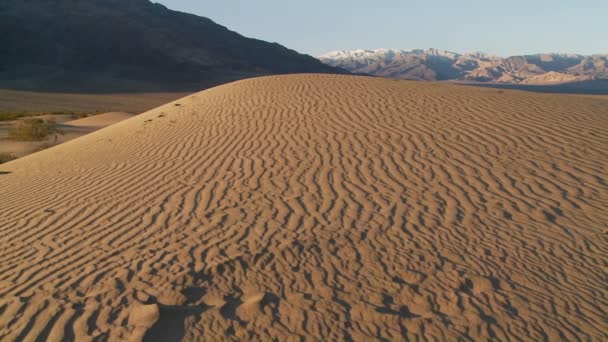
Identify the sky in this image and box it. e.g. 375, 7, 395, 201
155, 0, 608, 57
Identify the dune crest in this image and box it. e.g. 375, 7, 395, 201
0, 75, 607, 340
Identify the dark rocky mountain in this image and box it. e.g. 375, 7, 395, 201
0, 0, 344, 92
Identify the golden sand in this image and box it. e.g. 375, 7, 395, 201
1, 75, 606, 340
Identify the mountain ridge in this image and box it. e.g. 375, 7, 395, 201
0, 0, 345, 92
319, 48, 608, 85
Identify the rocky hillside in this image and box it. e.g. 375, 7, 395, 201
0, 0, 344, 92
319, 49, 607, 85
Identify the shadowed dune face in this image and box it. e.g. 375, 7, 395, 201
0, 75, 607, 340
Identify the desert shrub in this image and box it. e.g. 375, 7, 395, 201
70, 112, 89, 119
8, 118, 62, 141
0, 152, 17, 164
0, 112, 28, 121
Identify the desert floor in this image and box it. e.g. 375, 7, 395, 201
0, 112, 135, 160
0, 75, 606, 341
0, 89, 189, 162
0, 89, 189, 113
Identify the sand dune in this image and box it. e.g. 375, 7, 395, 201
0, 75, 606, 341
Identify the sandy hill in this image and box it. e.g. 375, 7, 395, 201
0, 0, 343, 92
0, 75, 607, 341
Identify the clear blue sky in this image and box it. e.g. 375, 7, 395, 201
156, 0, 608, 57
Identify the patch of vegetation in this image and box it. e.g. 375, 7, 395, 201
0, 110, 88, 122
0, 152, 17, 164
71, 112, 89, 119
8, 119, 63, 141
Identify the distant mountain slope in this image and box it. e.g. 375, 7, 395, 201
319, 49, 607, 85
0, 0, 344, 92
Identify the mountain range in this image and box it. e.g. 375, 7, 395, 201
0, 0, 343, 92
1, 0, 605, 92
319, 49, 608, 85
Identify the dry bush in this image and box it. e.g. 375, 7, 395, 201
0, 152, 17, 164
8, 119, 62, 141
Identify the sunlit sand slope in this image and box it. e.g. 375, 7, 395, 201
0, 75, 606, 341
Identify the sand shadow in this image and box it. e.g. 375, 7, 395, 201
376, 294, 420, 319
144, 305, 208, 342
219, 294, 246, 325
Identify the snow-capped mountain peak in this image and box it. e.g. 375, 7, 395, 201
318, 48, 607, 84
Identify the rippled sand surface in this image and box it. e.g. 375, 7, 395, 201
1, 75, 606, 341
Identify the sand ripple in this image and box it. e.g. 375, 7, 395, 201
1, 75, 607, 340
